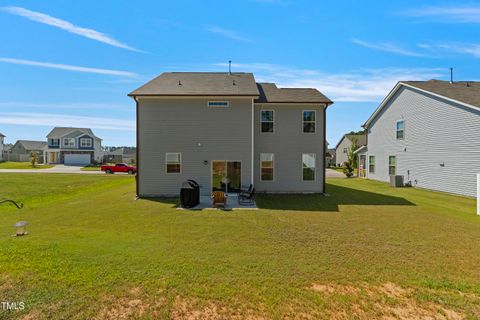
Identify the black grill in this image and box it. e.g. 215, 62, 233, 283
180, 180, 200, 208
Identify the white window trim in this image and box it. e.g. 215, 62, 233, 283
80, 138, 92, 148
388, 155, 397, 175
302, 110, 316, 134
369, 155, 376, 174
165, 152, 182, 174
396, 120, 405, 140
302, 153, 316, 181
63, 138, 75, 148
260, 153, 274, 182
207, 101, 229, 108
260, 109, 275, 134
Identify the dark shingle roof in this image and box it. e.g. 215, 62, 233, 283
335, 133, 366, 149
403, 80, 480, 108
17, 140, 47, 150
47, 127, 97, 139
255, 83, 332, 104
129, 72, 260, 96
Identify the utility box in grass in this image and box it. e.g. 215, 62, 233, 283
390, 175, 404, 187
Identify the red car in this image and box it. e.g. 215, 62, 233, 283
101, 163, 137, 174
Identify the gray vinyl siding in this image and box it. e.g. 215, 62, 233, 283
137, 98, 253, 197
335, 137, 352, 166
254, 104, 325, 193
366, 86, 480, 197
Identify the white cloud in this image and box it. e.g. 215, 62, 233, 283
352, 39, 428, 57
419, 42, 480, 58
404, 6, 480, 23
0, 57, 137, 77
0, 112, 135, 131
0, 102, 131, 110
205, 25, 251, 42
1, 6, 144, 52
214, 62, 444, 102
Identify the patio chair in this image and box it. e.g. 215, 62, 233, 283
238, 188, 255, 205
211, 191, 227, 208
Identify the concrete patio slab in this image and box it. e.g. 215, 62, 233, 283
177, 195, 258, 210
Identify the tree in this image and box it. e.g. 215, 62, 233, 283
30, 151, 39, 168
342, 138, 358, 178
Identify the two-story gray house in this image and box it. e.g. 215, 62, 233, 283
361, 80, 480, 198
334, 133, 366, 166
44, 127, 102, 165
129, 72, 333, 197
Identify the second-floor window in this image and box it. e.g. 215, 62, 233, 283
63, 138, 75, 147
261, 110, 274, 133
80, 138, 92, 148
303, 111, 316, 133
396, 120, 405, 139
50, 139, 59, 146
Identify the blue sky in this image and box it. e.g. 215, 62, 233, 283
0, 1, 479, 146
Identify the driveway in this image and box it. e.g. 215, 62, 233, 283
0, 164, 104, 174
326, 168, 346, 178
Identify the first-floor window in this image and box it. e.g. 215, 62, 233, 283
260, 153, 274, 181
80, 138, 92, 148
63, 138, 75, 147
302, 153, 316, 181
369, 155, 375, 174
389, 156, 396, 175
166, 153, 181, 173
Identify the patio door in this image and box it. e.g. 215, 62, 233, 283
212, 161, 241, 193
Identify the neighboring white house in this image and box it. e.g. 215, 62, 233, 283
362, 80, 480, 198
44, 127, 102, 165
334, 133, 366, 166
0, 132, 5, 161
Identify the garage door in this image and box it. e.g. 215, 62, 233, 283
64, 154, 91, 165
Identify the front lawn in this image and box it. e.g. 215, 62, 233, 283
0, 161, 53, 169
0, 174, 479, 319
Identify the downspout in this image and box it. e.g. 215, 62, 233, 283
323, 103, 327, 194
135, 97, 140, 198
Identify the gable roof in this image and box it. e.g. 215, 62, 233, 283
16, 140, 47, 150
129, 72, 260, 97
335, 133, 366, 150
255, 83, 332, 104
3, 143, 13, 151
364, 80, 480, 128
0, 132, 5, 137
47, 127, 98, 139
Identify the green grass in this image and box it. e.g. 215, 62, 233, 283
80, 166, 101, 171
0, 161, 53, 169
0, 174, 479, 319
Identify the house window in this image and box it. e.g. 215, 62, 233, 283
396, 120, 405, 140
166, 153, 181, 173
343, 148, 347, 154
208, 101, 229, 107
260, 153, 274, 181
303, 111, 316, 133
50, 139, 59, 146
369, 155, 375, 174
261, 110, 274, 133
302, 153, 316, 181
63, 138, 75, 147
80, 138, 92, 148
389, 156, 396, 175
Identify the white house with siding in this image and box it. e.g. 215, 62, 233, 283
362, 80, 480, 198
0, 132, 5, 161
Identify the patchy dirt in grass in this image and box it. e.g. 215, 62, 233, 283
310, 282, 466, 320
171, 297, 266, 320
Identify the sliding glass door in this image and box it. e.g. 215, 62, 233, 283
212, 161, 241, 193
